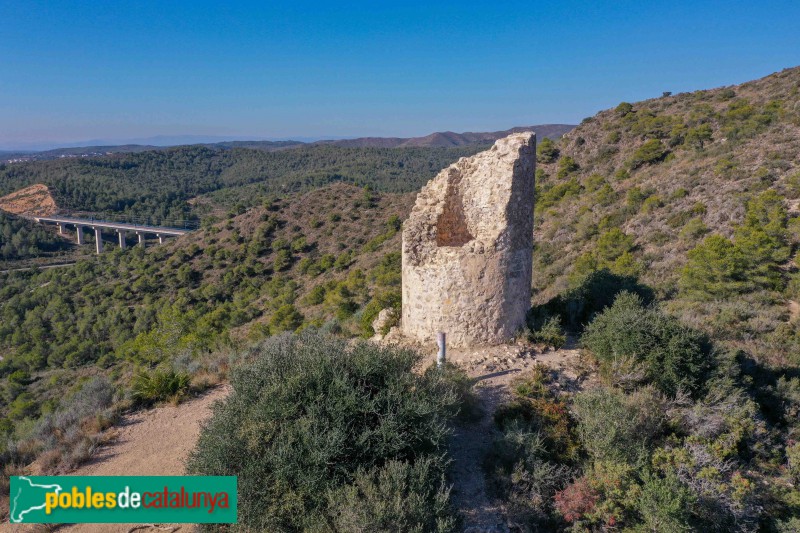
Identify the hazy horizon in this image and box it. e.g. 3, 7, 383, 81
0, 125, 579, 152
2, 1, 799, 148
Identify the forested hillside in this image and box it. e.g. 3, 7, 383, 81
1, 68, 799, 530
0, 145, 483, 224
0, 212, 68, 261
0, 184, 412, 454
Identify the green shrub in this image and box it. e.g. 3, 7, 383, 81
629, 139, 668, 169
734, 190, 790, 289
637, 471, 696, 532
614, 168, 630, 181
641, 195, 664, 213
303, 285, 326, 305
616, 102, 634, 116
273, 249, 293, 271
679, 218, 709, 241
626, 186, 649, 210
187, 332, 461, 531
545, 269, 655, 329
526, 313, 566, 348
581, 292, 711, 396
572, 386, 667, 464
685, 124, 713, 150
788, 442, 800, 484
269, 304, 304, 334
536, 178, 583, 211
359, 291, 401, 337
680, 235, 749, 298
131, 369, 190, 406
557, 156, 579, 179
596, 228, 635, 262
536, 137, 560, 164
327, 458, 457, 533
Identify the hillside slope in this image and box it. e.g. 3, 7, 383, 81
0, 182, 412, 421
532, 66, 800, 363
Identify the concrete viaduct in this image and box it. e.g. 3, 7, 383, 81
31, 215, 192, 254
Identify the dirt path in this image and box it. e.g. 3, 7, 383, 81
441, 341, 583, 532
61, 386, 229, 533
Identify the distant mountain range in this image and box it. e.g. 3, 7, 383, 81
314, 125, 575, 148
0, 125, 574, 162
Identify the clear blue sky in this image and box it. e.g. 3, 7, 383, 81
1, 0, 798, 148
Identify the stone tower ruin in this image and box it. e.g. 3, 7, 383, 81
401, 132, 536, 346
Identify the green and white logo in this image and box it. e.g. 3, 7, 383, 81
9, 476, 237, 524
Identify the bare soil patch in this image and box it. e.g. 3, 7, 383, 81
0, 184, 58, 216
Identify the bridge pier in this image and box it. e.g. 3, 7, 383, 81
28, 215, 190, 251
94, 228, 103, 254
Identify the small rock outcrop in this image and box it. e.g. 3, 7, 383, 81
401, 132, 536, 346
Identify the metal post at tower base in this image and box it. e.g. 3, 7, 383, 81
437, 332, 446, 368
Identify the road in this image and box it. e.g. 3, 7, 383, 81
0, 262, 76, 274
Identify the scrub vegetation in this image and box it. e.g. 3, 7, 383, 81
2, 66, 800, 529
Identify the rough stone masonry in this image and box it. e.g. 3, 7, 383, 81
401, 132, 536, 346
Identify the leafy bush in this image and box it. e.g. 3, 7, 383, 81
685, 124, 713, 150
581, 292, 711, 396
734, 190, 790, 289
616, 102, 634, 117
556, 156, 580, 179
682, 191, 790, 297
596, 228, 635, 262
572, 386, 667, 464
187, 331, 461, 531
680, 234, 748, 298
131, 368, 190, 406
526, 310, 566, 348
327, 458, 456, 533
787, 442, 800, 484
636, 470, 696, 532
544, 269, 654, 330
269, 304, 304, 334
629, 139, 668, 169
555, 461, 641, 528
536, 177, 582, 212
359, 290, 401, 337
536, 137, 560, 164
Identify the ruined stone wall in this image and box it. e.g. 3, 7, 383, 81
401, 132, 536, 346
